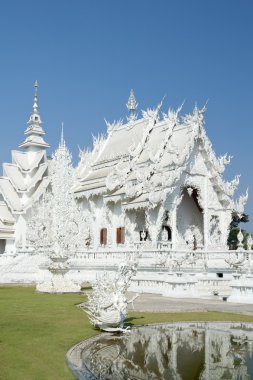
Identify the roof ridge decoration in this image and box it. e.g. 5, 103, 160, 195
74, 98, 248, 215
105, 101, 198, 208
126, 89, 138, 122
105, 118, 124, 133
193, 111, 245, 208
27, 80, 43, 132
105, 99, 164, 193
233, 189, 248, 217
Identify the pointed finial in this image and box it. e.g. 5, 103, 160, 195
60, 122, 65, 147
34, 80, 38, 95
126, 90, 138, 122
33, 80, 39, 113
127, 89, 138, 112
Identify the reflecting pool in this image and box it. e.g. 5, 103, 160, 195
67, 322, 253, 379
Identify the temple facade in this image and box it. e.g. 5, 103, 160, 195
73, 91, 247, 252
0, 84, 251, 303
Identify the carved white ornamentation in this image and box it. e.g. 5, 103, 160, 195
82, 255, 139, 331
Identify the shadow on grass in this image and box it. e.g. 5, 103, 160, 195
125, 316, 145, 326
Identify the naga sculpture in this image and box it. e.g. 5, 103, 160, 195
81, 256, 139, 332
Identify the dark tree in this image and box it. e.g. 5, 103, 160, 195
227, 213, 249, 250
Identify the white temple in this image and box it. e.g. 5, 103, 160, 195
0, 84, 251, 302
73, 92, 245, 252
0, 81, 49, 254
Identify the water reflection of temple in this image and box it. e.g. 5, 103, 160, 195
82, 323, 253, 380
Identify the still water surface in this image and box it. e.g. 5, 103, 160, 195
74, 323, 253, 379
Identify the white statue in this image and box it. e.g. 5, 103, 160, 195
82, 255, 139, 332
27, 129, 89, 292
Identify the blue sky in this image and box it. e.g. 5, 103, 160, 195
0, 0, 252, 231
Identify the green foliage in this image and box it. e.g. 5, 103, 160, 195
230, 213, 249, 229
228, 213, 249, 249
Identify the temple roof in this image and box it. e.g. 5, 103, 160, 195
12, 150, 45, 172
19, 81, 49, 149
0, 202, 15, 224
74, 101, 244, 212
0, 83, 50, 222
3, 162, 47, 193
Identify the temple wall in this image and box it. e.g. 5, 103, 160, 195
15, 214, 27, 249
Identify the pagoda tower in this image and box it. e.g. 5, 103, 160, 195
0, 82, 50, 254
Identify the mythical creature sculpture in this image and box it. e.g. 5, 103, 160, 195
82, 256, 139, 332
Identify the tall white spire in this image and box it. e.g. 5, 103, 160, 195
33, 80, 39, 114
28, 80, 42, 128
60, 122, 65, 147
19, 82, 49, 149
126, 89, 138, 122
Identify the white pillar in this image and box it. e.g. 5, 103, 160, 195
203, 176, 209, 251
171, 206, 177, 249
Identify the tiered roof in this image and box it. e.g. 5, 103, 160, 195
0, 83, 50, 238
74, 93, 247, 215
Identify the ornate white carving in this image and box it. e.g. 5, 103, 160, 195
234, 189, 248, 216
105, 119, 124, 133
27, 137, 90, 292
126, 90, 138, 122
247, 235, 253, 251
237, 229, 244, 250
224, 175, 240, 197
82, 255, 139, 331
184, 225, 203, 249
217, 153, 233, 174
209, 215, 221, 247
183, 103, 206, 130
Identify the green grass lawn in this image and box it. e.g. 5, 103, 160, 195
1, 286, 253, 380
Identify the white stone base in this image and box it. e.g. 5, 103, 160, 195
162, 272, 197, 298
36, 273, 81, 293
227, 274, 253, 304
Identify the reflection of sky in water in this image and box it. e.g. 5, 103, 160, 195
78, 323, 253, 380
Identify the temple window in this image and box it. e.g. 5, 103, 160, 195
100, 228, 107, 245
162, 226, 172, 241
116, 227, 125, 244
140, 230, 148, 241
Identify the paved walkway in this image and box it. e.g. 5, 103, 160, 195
128, 292, 253, 315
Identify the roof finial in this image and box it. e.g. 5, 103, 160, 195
33, 80, 39, 114
60, 122, 65, 148
126, 89, 138, 122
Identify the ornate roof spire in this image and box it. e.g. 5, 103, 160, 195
60, 122, 66, 148
19, 82, 49, 149
33, 80, 39, 114
126, 89, 138, 122
27, 80, 42, 128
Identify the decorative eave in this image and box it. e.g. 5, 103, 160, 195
12, 150, 45, 173
19, 137, 50, 149
0, 229, 15, 239
23, 176, 50, 212
122, 193, 149, 211
0, 202, 15, 224
4, 162, 48, 194
24, 125, 46, 136
0, 177, 23, 213
74, 185, 107, 200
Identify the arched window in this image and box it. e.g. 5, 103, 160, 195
116, 227, 125, 244
100, 228, 107, 245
